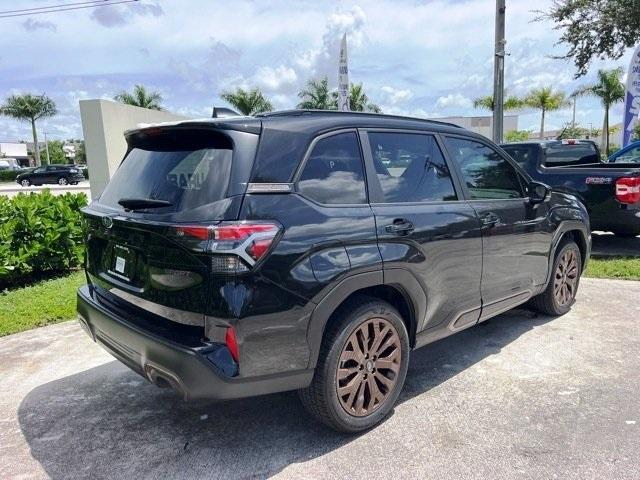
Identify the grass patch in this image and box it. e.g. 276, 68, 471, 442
0, 270, 85, 337
584, 257, 640, 281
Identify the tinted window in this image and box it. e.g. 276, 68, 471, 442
544, 143, 599, 166
445, 137, 524, 199
368, 132, 456, 203
99, 130, 233, 213
501, 145, 539, 170
297, 132, 366, 204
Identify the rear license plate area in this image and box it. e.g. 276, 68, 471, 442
106, 244, 138, 283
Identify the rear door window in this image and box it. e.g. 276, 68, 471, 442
99, 130, 233, 213
367, 132, 457, 203
297, 132, 367, 204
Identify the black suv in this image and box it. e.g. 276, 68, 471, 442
16, 164, 85, 186
77, 111, 590, 432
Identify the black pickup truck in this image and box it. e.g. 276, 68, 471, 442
501, 140, 640, 237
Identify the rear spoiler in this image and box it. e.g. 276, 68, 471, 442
125, 117, 262, 137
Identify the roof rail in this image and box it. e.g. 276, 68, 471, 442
256, 109, 463, 129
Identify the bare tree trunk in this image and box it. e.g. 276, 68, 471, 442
30, 118, 40, 167
603, 106, 610, 155
540, 109, 545, 139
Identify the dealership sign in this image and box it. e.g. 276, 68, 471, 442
338, 33, 350, 112
622, 44, 640, 147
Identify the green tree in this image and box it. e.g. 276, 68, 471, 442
573, 67, 626, 154
633, 123, 640, 141
331, 83, 382, 112
74, 141, 86, 164
472, 94, 523, 111
114, 84, 163, 110
220, 87, 273, 115
297, 77, 334, 110
0, 93, 57, 166
45, 140, 67, 164
504, 130, 532, 142
539, 0, 640, 77
524, 87, 570, 139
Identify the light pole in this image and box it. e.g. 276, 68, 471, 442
492, 0, 506, 143
43, 131, 50, 165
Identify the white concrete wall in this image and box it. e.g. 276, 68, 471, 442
79, 99, 189, 199
433, 115, 519, 139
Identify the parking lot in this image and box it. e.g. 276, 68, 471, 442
1, 277, 639, 480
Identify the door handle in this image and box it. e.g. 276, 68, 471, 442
385, 219, 414, 235
480, 212, 500, 227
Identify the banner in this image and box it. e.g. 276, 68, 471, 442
622, 44, 640, 147
338, 33, 350, 112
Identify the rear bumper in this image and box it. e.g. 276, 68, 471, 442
76, 285, 313, 400
591, 205, 640, 232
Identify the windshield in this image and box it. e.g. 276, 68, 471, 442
99, 130, 233, 213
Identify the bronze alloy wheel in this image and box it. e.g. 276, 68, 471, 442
336, 318, 401, 417
554, 248, 579, 307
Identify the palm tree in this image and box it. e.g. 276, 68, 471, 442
297, 77, 334, 110
114, 84, 163, 110
573, 67, 626, 154
331, 83, 382, 112
0, 93, 57, 166
524, 87, 570, 139
220, 87, 273, 115
472, 94, 523, 111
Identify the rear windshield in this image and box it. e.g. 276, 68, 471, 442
544, 143, 599, 166
99, 130, 233, 213
501, 145, 539, 170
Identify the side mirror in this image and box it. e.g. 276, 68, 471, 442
528, 181, 550, 204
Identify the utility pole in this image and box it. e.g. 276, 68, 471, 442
44, 131, 50, 165
492, 0, 506, 143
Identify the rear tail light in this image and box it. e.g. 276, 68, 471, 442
615, 177, 640, 204
171, 221, 281, 272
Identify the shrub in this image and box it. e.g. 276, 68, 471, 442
0, 191, 87, 288
504, 130, 532, 142
0, 169, 28, 182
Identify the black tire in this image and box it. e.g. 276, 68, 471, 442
531, 239, 582, 316
57, 177, 69, 186
20, 179, 30, 187
612, 229, 640, 238
299, 296, 410, 432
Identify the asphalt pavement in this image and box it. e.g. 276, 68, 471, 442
0, 278, 639, 479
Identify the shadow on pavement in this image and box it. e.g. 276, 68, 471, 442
591, 231, 640, 258
18, 307, 553, 479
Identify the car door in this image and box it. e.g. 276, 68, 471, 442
43, 165, 60, 184
29, 166, 47, 184
442, 135, 551, 320
361, 129, 483, 336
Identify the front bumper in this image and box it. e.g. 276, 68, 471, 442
76, 285, 313, 400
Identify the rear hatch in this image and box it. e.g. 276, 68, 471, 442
83, 124, 260, 329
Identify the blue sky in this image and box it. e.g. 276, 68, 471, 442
0, 0, 635, 142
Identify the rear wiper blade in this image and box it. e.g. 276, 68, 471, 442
118, 198, 173, 210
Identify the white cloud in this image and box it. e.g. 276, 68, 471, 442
436, 93, 472, 109
253, 66, 298, 92
380, 86, 413, 105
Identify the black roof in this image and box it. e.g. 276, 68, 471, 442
126, 109, 466, 138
